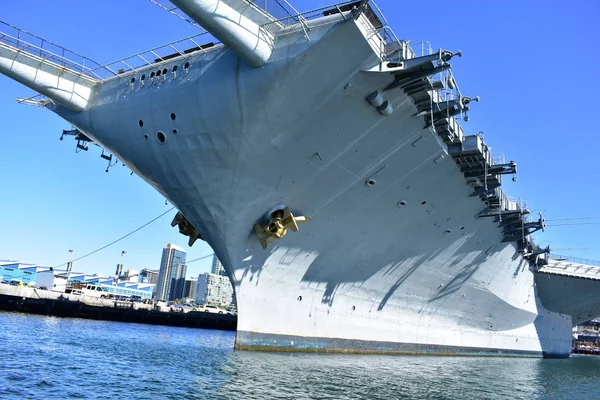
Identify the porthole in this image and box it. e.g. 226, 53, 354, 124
461, 226, 465, 230
172, 129, 178, 134
141, 74, 146, 81
150, 72, 155, 78
297, 296, 302, 302
398, 200, 407, 207
143, 134, 149, 140
170, 113, 176, 120
162, 68, 167, 75
184, 61, 190, 69
421, 201, 427, 205
156, 131, 166, 144
351, 306, 356, 311
445, 229, 452, 234
156, 70, 161, 77
172, 65, 178, 72
130, 77, 136, 84
366, 179, 376, 186
138, 120, 144, 127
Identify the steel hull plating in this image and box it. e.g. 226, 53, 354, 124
10, 10, 572, 356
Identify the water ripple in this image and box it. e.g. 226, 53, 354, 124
1, 312, 599, 399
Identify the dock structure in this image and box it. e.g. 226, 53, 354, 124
0, 284, 236, 331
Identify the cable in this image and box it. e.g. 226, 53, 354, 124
54, 207, 175, 268
544, 216, 600, 221
186, 253, 215, 264
544, 222, 600, 227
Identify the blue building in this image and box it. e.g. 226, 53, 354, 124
0, 261, 52, 286
1, 260, 154, 298
58, 272, 155, 299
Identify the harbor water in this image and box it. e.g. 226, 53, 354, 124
1, 312, 598, 399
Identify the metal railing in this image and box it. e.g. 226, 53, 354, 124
88, 32, 219, 80
0, 20, 107, 80
493, 153, 506, 165
548, 255, 600, 267
148, 0, 206, 31
16, 93, 54, 107
0, 19, 221, 82
260, 0, 361, 30
250, 0, 301, 22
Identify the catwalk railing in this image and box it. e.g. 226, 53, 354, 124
548, 255, 600, 268
0, 20, 107, 80
0, 20, 219, 81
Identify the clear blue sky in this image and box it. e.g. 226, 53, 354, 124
1, 0, 598, 279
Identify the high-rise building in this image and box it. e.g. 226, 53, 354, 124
195, 272, 234, 307
211, 254, 226, 276
183, 278, 197, 301
139, 269, 160, 285
156, 243, 187, 301
169, 263, 187, 301
139, 269, 160, 297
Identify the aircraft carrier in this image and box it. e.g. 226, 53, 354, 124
1, 0, 599, 357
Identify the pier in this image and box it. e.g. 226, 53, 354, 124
0, 283, 236, 331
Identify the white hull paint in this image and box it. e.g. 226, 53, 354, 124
1, 4, 573, 356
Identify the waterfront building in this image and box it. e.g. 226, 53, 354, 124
0, 261, 67, 291
211, 254, 226, 276
155, 244, 187, 301
1, 261, 155, 298
116, 265, 139, 282
170, 263, 187, 301
121, 269, 140, 282
139, 269, 159, 285
59, 272, 155, 299
139, 269, 160, 296
1, 261, 50, 285
183, 278, 197, 301
195, 273, 234, 307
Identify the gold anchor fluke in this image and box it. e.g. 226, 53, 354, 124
254, 206, 310, 249
171, 211, 204, 247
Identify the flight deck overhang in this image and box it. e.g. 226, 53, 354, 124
170, 0, 275, 67
0, 41, 96, 112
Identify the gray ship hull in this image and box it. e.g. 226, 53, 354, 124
0, 2, 574, 356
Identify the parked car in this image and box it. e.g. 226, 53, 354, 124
203, 305, 227, 314
129, 295, 143, 303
